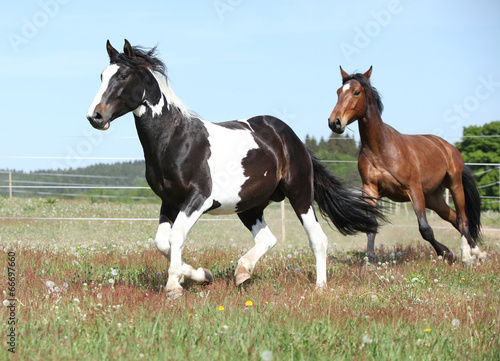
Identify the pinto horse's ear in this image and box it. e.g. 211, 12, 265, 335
123, 39, 135, 58
106, 40, 119, 59
340, 66, 349, 81
363, 66, 373, 80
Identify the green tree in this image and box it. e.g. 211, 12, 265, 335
455, 121, 500, 211
305, 132, 360, 185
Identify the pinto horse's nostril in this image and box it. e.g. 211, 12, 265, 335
93, 111, 103, 120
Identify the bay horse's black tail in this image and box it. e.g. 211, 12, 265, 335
309, 151, 384, 235
462, 166, 482, 242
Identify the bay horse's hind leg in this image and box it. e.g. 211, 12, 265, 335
409, 190, 457, 263
235, 207, 277, 286
425, 187, 473, 264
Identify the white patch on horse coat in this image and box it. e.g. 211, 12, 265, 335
154, 222, 172, 257
238, 119, 255, 131
86, 64, 120, 118
133, 70, 193, 119
237, 219, 277, 273
300, 206, 328, 287
150, 70, 192, 118
203, 120, 259, 214
342, 82, 351, 93
460, 234, 472, 264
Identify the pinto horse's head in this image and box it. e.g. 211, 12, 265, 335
328, 66, 382, 134
86, 40, 153, 130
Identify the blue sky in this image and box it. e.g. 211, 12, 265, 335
2, 0, 500, 171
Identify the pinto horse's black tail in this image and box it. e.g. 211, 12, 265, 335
462, 166, 482, 242
309, 151, 384, 235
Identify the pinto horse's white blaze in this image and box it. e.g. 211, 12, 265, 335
86, 64, 120, 119
301, 206, 328, 288
203, 120, 259, 214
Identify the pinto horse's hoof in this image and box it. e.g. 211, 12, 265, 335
443, 251, 457, 265
203, 268, 214, 284
166, 288, 183, 300
234, 265, 251, 287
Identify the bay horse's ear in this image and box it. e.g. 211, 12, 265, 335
340, 66, 349, 81
363, 66, 373, 80
106, 40, 119, 59
123, 39, 135, 58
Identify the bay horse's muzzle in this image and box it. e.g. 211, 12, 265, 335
328, 117, 344, 134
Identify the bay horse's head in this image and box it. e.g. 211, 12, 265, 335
86, 39, 165, 130
328, 66, 383, 134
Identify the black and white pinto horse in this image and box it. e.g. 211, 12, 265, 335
87, 40, 381, 299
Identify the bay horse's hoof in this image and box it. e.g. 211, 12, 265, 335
234, 265, 251, 287
166, 288, 183, 300
203, 268, 214, 284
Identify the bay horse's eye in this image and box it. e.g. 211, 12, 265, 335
354, 90, 361, 96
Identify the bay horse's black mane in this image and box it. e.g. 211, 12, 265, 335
111, 45, 167, 77
343, 73, 384, 114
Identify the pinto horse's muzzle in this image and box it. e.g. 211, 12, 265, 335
87, 112, 110, 130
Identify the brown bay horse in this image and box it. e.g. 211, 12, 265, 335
328, 66, 487, 264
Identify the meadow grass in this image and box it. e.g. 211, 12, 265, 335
1, 197, 500, 360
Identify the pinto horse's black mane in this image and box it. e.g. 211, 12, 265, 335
111, 45, 167, 77
343, 73, 384, 114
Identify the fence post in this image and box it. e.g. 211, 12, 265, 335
281, 200, 286, 244
9, 171, 12, 200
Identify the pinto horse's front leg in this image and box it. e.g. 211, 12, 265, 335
162, 198, 214, 300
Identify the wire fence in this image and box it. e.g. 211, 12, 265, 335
1, 158, 498, 206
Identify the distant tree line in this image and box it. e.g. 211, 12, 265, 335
1, 121, 499, 210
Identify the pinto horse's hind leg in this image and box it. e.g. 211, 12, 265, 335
297, 206, 328, 289
235, 207, 277, 286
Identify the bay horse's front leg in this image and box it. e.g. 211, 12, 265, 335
165, 198, 214, 300
362, 184, 379, 263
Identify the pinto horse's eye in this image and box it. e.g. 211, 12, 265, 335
120, 74, 129, 80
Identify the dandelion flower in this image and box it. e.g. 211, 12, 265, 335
362, 334, 373, 344
217, 306, 225, 311
261, 350, 274, 361
246, 300, 253, 306
424, 328, 432, 332
188, 313, 194, 317
461, 277, 465, 281
111, 268, 118, 276
45, 281, 55, 289
451, 319, 460, 327
108, 279, 115, 284
3, 300, 10, 307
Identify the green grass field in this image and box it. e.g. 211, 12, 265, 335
1, 197, 500, 360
